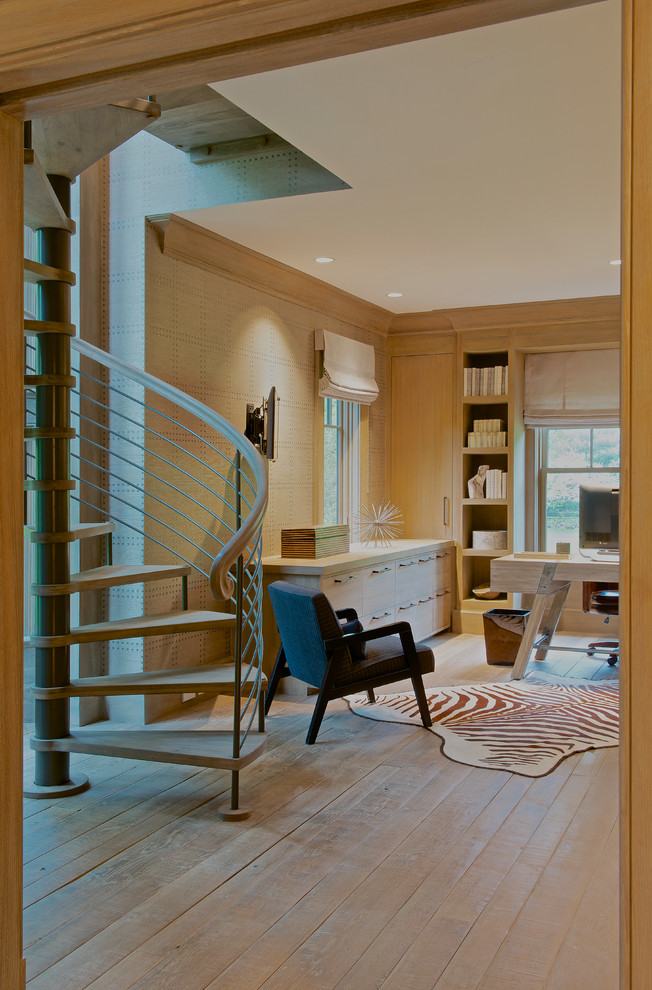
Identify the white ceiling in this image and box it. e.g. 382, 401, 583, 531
179, 0, 621, 314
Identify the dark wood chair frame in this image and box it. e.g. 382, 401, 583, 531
265, 608, 433, 744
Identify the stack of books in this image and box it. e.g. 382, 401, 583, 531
281, 524, 350, 559
484, 469, 508, 499
463, 365, 508, 396
467, 419, 507, 448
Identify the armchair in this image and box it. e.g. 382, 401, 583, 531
266, 580, 435, 744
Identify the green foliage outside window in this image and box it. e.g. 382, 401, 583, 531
324, 398, 341, 525
543, 427, 619, 551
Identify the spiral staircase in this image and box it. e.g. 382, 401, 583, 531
22, 98, 268, 820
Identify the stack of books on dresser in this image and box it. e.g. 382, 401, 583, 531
463, 365, 508, 396
281, 524, 350, 558
466, 419, 507, 448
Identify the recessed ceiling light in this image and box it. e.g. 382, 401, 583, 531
315, 257, 334, 263
609, 259, 622, 265
386, 291, 404, 298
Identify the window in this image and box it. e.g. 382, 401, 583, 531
538, 427, 620, 552
323, 398, 361, 528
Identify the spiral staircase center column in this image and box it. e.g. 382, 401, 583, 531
31, 173, 90, 796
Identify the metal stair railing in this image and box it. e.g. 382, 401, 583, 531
25, 336, 268, 813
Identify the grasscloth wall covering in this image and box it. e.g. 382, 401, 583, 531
144, 219, 386, 555
97, 130, 372, 722
141, 221, 386, 716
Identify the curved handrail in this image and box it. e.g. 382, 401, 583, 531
72, 337, 268, 601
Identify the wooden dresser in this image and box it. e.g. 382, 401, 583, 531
262, 539, 455, 677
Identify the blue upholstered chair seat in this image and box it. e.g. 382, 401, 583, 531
266, 580, 435, 743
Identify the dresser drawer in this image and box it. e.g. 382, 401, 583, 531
433, 588, 452, 633
396, 597, 433, 642
433, 548, 452, 590
396, 554, 436, 601
321, 571, 364, 613
395, 556, 422, 600
362, 561, 395, 613
361, 606, 396, 631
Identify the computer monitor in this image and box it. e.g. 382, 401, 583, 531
579, 482, 619, 551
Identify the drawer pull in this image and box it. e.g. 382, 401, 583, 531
436, 590, 449, 598
334, 575, 357, 584
419, 596, 434, 604
371, 611, 392, 621
371, 566, 392, 575
418, 557, 433, 563
398, 602, 418, 612
398, 560, 417, 568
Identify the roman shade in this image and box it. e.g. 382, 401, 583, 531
523, 349, 620, 427
315, 328, 379, 405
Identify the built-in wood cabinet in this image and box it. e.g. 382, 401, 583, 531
458, 348, 512, 631
386, 304, 620, 637
388, 350, 454, 541
262, 539, 454, 678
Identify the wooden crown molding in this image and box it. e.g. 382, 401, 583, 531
158, 214, 393, 335
158, 216, 622, 342
388, 294, 622, 336
0, 0, 600, 118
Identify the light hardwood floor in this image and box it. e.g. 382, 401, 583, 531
23, 633, 619, 990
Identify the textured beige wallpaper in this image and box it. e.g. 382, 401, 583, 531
140, 221, 386, 717
144, 220, 386, 557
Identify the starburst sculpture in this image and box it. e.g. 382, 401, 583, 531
356, 501, 404, 547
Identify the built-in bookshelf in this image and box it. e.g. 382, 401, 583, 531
459, 349, 511, 627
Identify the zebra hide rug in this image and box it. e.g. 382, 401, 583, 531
346, 680, 619, 776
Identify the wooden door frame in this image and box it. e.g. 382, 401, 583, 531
0, 1, 640, 986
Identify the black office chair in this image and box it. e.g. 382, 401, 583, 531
583, 582, 619, 666
266, 580, 435, 743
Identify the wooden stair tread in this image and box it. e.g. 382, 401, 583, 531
30, 609, 235, 647
30, 729, 266, 771
24, 258, 76, 285
27, 521, 115, 543
24, 374, 77, 388
25, 479, 76, 491
32, 562, 192, 595
30, 661, 266, 698
24, 319, 76, 336
24, 426, 76, 439
23, 149, 77, 233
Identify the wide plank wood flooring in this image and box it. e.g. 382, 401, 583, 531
23, 633, 619, 989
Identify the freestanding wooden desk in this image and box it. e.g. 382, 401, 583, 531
490, 553, 620, 679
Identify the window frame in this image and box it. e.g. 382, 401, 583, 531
536, 425, 620, 552
322, 397, 361, 531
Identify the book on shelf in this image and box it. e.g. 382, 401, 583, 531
473, 418, 505, 433
467, 468, 508, 499
465, 468, 507, 498
463, 365, 508, 397
467, 431, 507, 448
484, 468, 508, 499
494, 365, 507, 395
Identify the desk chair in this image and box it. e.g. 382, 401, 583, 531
582, 582, 619, 666
266, 580, 435, 744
